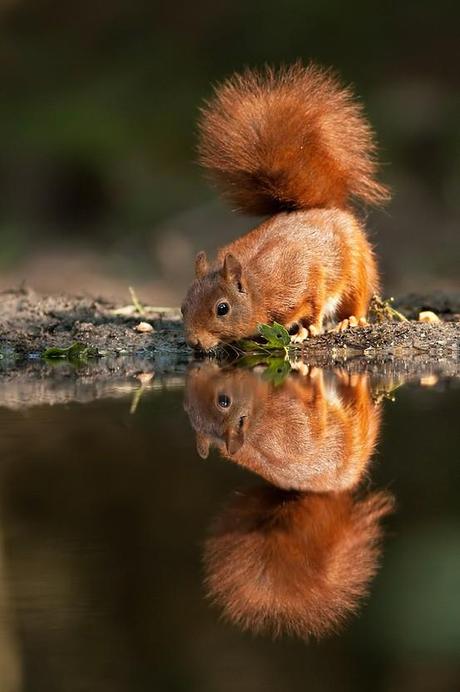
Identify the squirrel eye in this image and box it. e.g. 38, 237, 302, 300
216, 302, 230, 317
217, 393, 231, 408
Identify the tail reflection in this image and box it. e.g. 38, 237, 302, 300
184, 361, 394, 639
204, 485, 394, 639
184, 363, 381, 491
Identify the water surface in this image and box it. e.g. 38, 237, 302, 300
0, 362, 459, 692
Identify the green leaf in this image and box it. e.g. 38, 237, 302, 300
234, 354, 292, 384
235, 322, 290, 354
262, 357, 291, 386
42, 342, 99, 362
257, 322, 290, 348
237, 339, 270, 353
235, 354, 273, 368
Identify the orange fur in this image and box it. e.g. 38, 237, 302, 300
199, 63, 389, 214
182, 63, 388, 350
184, 363, 381, 492
204, 485, 394, 639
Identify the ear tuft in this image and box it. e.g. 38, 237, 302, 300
225, 428, 245, 455
195, 251, 209, 279
221, 253, 242, 284
196, 432, 210, 459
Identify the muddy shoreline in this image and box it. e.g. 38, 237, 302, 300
1, 288, 459, 385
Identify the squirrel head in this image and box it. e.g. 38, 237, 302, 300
184, 363, 381, 492
182, 251, 255, 351
183, 362, 267, 458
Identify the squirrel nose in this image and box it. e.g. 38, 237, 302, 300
186, 335, 202, 350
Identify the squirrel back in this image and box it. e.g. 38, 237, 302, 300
198, 62, 389, 215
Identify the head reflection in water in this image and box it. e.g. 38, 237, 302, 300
204, 485, 394, 639
184, 362, 381, 492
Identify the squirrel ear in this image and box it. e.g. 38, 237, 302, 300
221, 253, 242, 286
225, 427, 245, 455
195, 251, 209, 279
196, 432, 210, 459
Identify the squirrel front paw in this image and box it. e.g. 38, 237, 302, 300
290, 325, 320, 344
332, 316, 368, 333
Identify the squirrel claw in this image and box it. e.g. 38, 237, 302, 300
291, 324, 321, 344
291, 326, 310, 344
333, 318, 349, 333
333, 315, 368, 333
290, 361, 310, 376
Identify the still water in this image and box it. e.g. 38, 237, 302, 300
0, 360, 459, 691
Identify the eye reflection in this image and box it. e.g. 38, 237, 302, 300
216, 302, 230, 317
217, 393, 231, 408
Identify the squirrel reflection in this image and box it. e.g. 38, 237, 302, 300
184, 363, 381, 492
204, 485, 393, 639
184, 362, 393, 639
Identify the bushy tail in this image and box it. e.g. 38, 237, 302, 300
198, 63, 389, 215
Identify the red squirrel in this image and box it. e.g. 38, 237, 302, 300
182, 63, 389, 350
204, 485, 394, 639
184, 363, 381, 492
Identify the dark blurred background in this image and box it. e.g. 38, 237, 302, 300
0, 0, 458, 304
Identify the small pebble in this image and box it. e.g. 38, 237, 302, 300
74, 321, 94, 332
134, 321, 154, 333
420, 375, 438, 387
418, 310, 440, 323
136, 372, 155, 385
